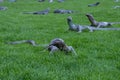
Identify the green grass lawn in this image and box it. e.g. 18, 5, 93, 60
0, 0, 120, 80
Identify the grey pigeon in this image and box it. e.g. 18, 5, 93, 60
0, 6, 8, 10
0, 0, 3, 2
23, 8, 50, 15
58, 0, 64, 2
54, 9, 73, 14
8, 0, 16, 2
49, 0, 53, 3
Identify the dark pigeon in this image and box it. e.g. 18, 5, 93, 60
88, 2, 100, 7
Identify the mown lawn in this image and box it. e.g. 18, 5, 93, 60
0, 0, 120, 80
